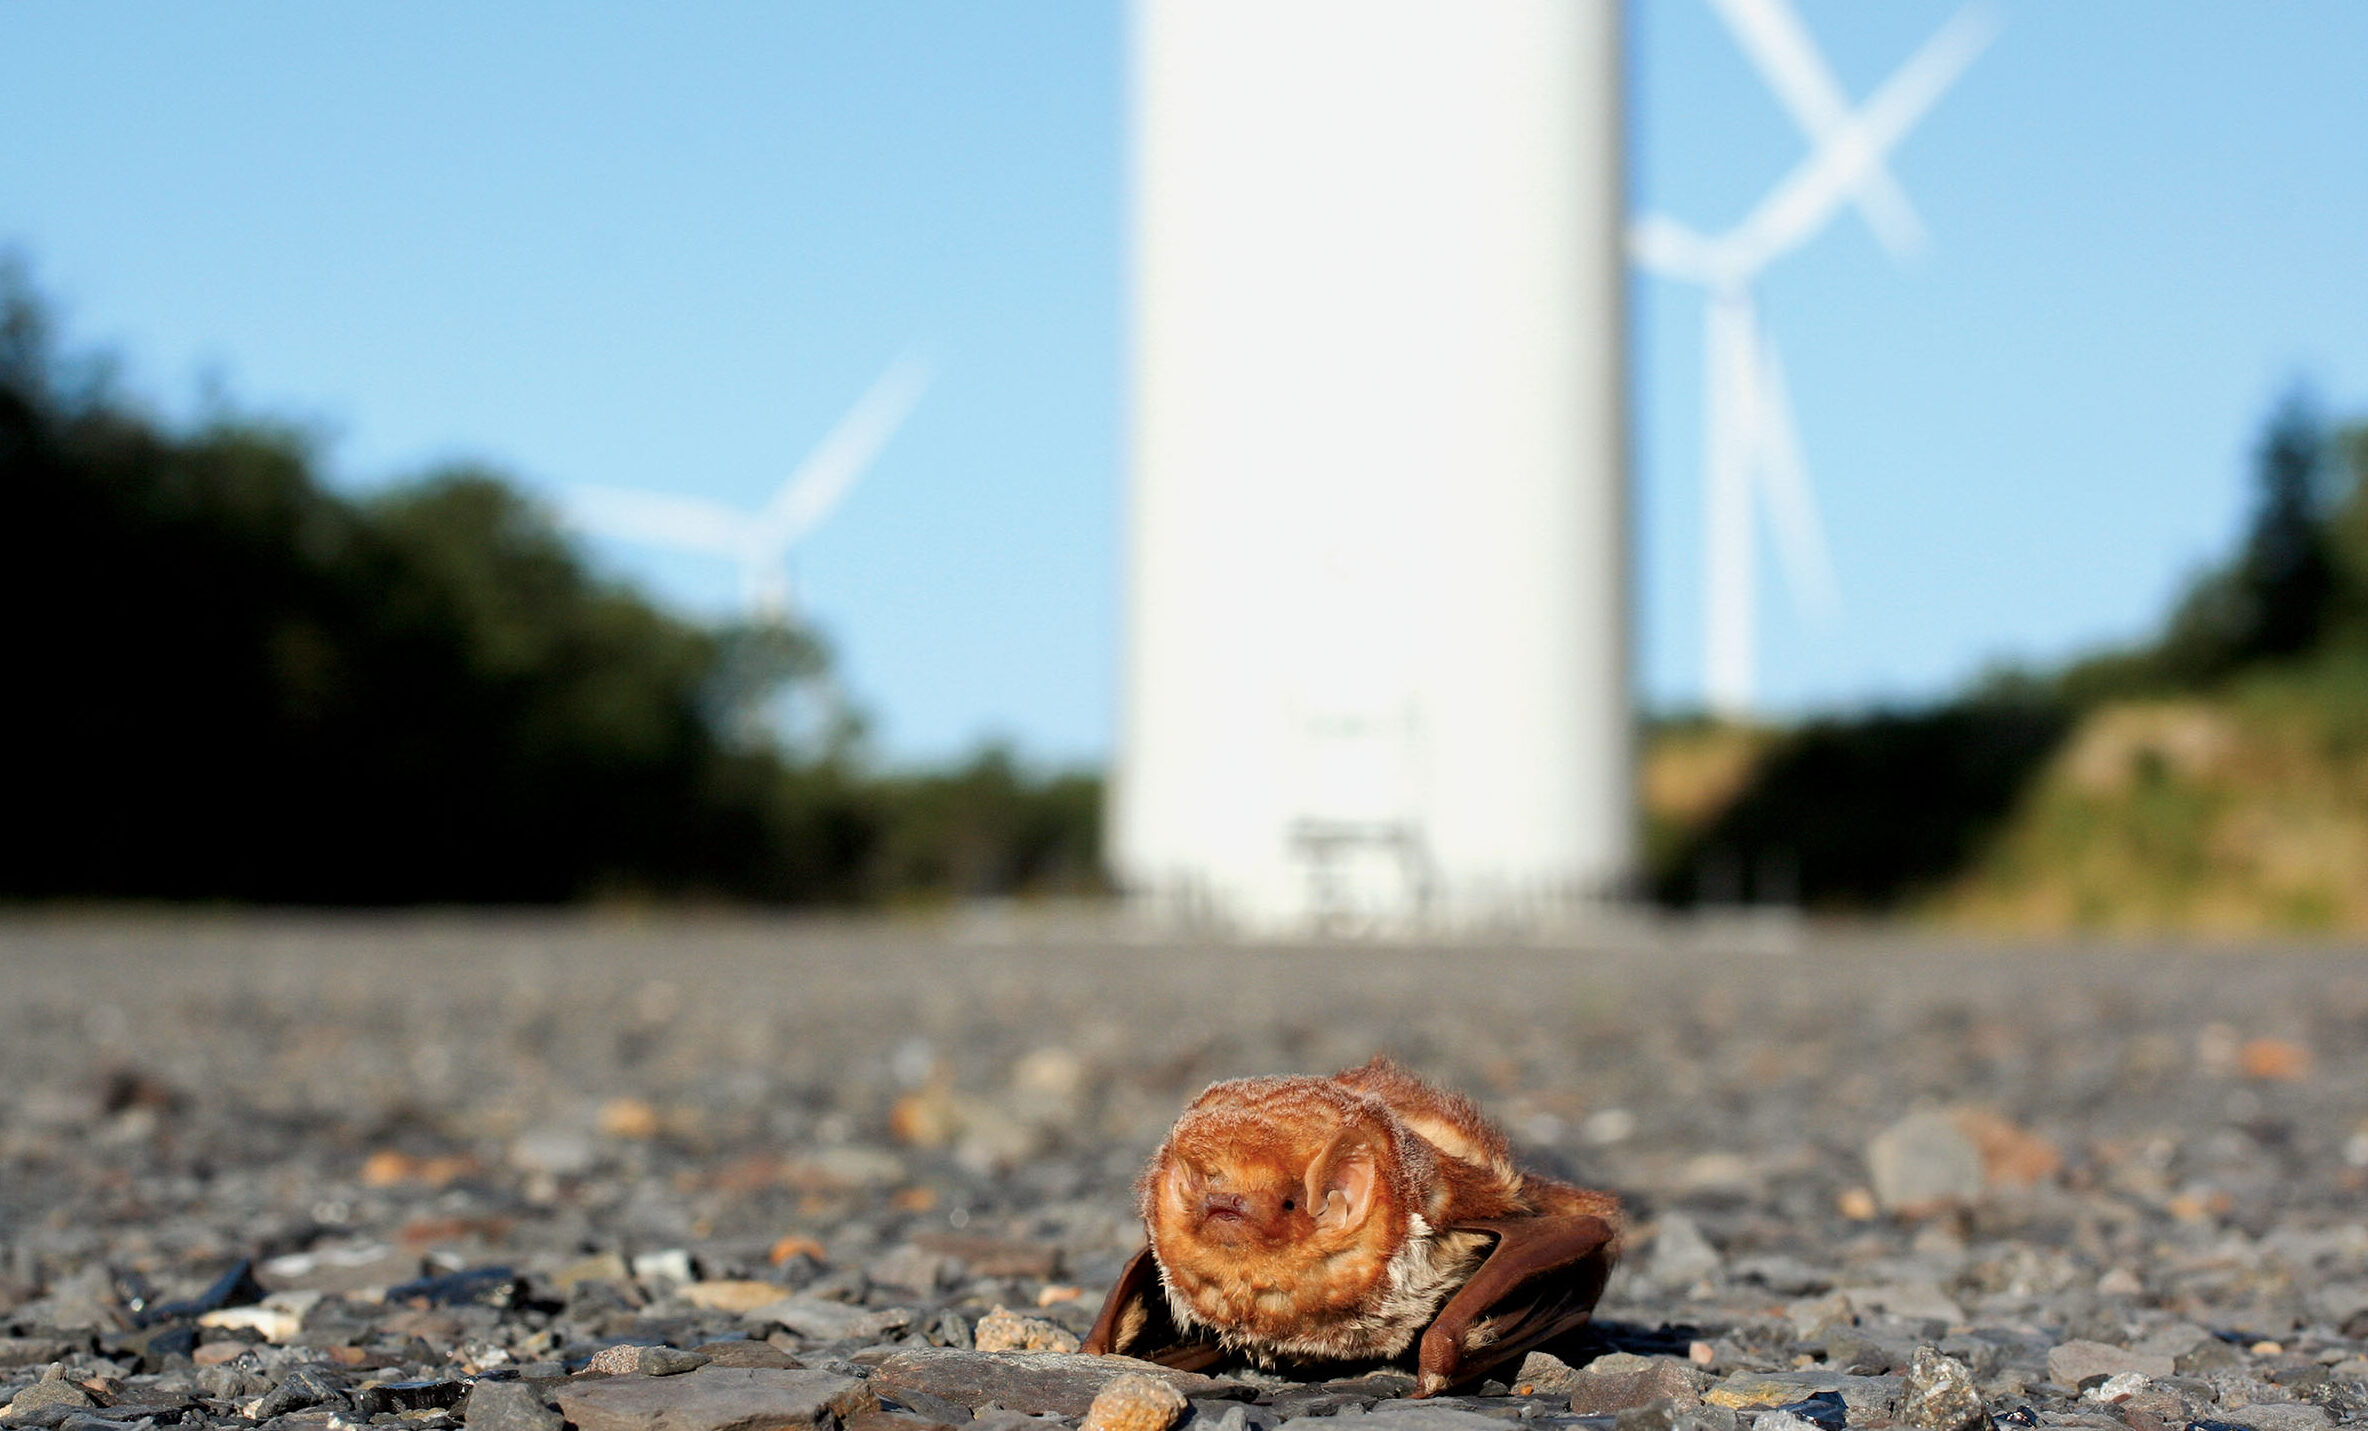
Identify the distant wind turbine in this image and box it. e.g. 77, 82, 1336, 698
563, 352, 932, 620
1633, 0, 1999, 717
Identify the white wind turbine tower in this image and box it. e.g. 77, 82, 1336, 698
1634, 0, 1998, 718
1117, 0, 1631, 932
562, 353, 932, 621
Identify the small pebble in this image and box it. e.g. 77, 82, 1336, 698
1080, 1373, 1188, 1431
1900, 1347, 1987, 1431
3, 1364, 95, 1417
583, 1343, 648, 1376
2083, 1372, 2148, 1404
639, 1346, 711, 1376
971, 1305, 1081, 1354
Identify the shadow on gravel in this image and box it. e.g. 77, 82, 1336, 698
1564, 1319, 1707, 1361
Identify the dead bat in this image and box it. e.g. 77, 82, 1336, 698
1082, 1056, 1621, 1397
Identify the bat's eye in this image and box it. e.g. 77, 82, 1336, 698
1280, 1198, 1296, 1211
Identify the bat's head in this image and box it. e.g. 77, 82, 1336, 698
1140, 1075, 1425, 1342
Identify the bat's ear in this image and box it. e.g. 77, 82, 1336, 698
1305, 1132, 1380, 1232
1158, 1152, 1207, 1210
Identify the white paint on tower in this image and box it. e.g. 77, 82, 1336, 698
1113, 0, 1632, 933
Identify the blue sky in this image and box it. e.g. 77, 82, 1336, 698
5, 4, 2365, 764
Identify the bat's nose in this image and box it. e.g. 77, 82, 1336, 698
1199, 1191, 1249, 1223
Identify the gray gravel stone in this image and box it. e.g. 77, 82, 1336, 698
1262, 1391, 1374, 1420
748, 1296, 914, 1343
1509, 1353, 1584, 1396
1567, 1360, 1706, 1415
1646, 1214, 1722, 1288
1613, 1401, 1737, 1431
1823, 1330, 1915, 1376
2215, 1404, 2333, 1431
882, 1386, 976, 1425
1, 1367, 93, 1420
2129, 1326, 2213, 1362
849, 1410, 962, 1431
1867, 1112, 1983, 1213
1838, 1281, 1964, 1325
1899, 1347, 1987, 1431
554, 1366, 878, 1431
2179, 1341, 2250, 1375
1191, 1402, 1279, 1431
868, 1350, 1242, 1418
697, 1341, 802, 1370
965, 1413, 1052, 1431
462, 1380, 564, 1431
929, 1310, 977, 1351
1703, 1371, 1898, 1418
584, 1343, 655, 1375
248, 1365, 346, 1420
356, 1376, 469, 1414
1327, 1404, 1508, 1431
869, 1247, 960, 1298
2045, 1342, 2172, 1388
1729, 1256, 1835, 1297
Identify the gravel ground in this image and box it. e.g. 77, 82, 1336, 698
5, 916, 2367, 1431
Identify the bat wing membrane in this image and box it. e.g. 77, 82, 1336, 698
1081, 1245, 1227, 1371
1415, 1214, 1618, 1397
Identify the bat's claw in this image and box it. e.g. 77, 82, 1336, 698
1413, 1370, 1450, 1399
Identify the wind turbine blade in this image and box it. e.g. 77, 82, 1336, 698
1750, 330, 1840, 620
755, 351, 934, 554
1630, 212, 1726, 283
1708, 0, 1926, 259
1728, 1, 1999, 274
561, 486, 751, 558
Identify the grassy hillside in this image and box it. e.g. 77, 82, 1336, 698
1930, 659, 2368, 933
1648, 398, 2368, 934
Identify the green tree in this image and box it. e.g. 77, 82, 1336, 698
2148, 390, 2332, 686
0, 266, 822, 901
865, 744, 1106, 900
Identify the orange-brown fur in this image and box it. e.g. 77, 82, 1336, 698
1137, 1057, 1621, 1366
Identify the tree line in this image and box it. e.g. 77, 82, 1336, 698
0, 266, 1103, 905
